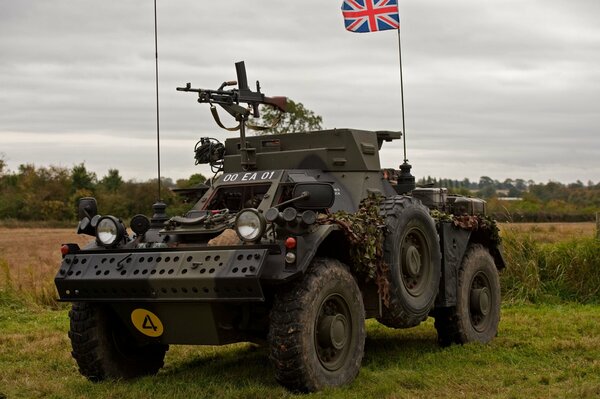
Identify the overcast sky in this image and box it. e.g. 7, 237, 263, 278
1, 0, 599, 184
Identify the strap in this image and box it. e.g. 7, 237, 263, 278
210, 104, 240, 132
210, 104, 283, 132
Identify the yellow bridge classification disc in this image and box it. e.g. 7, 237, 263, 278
131, 308, 164, 337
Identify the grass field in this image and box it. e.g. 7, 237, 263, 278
499, 222, 596, 244
1, 297, 598, 399
0, 228, 89, 307
0, 224, 599, 398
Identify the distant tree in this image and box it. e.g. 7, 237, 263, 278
71, 163, 97, 194
253, 99, 323, 135
515, 179, 527, 191
501, 178, 514, 190
568, 180, 584, 189
478, 176, 494, 189
176, 173, 207, 188
100, 169, 124, 192
0, 153, 6, 176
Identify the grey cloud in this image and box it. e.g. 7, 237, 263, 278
0, 0, 598, 183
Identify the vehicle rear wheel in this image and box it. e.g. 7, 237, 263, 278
268, 258, 366, 392
69, 302, 168, 381
378, 196, 441, 328
434, 244, 501, 346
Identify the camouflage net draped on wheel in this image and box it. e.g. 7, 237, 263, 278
318, 194, 390, 305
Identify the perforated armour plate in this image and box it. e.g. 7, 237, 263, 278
55, 248, 269, 302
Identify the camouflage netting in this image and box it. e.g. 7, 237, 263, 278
318, 194, 390, 305
430, 210, 501, 247
316, 198, 501, 308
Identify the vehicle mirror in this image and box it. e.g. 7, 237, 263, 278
292, 183, 335, 210
78, 197, 98, 220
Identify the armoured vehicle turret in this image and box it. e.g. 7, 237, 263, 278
55, 62, 505, 392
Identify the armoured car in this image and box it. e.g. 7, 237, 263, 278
55, 62, 504, 392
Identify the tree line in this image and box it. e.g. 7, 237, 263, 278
0, 160, 598, 223
0, 161, 205, 222
417, 176, 600, 222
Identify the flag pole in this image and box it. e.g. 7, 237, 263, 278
395, 2, 415, 194
396, 7, 407, 163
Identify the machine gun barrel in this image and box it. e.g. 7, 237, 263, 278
176, 84, 236, 105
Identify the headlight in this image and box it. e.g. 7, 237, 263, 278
235, 209, 266, 242
96, 216, 125, 247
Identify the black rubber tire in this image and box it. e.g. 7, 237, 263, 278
68, 302, 168, 381
434, 244, 501, 346
378, 196, 441, 328
268, 258, 366, 392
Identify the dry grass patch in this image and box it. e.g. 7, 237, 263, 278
0, 228, 89, 306
499, 222, 595, 243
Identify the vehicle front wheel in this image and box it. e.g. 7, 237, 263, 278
434, 244, 501, 346
69, 302, 168, 381
268, 258, 366, 392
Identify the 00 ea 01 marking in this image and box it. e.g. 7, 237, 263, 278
222, 171, 276, 182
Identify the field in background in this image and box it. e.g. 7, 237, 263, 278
0, 228, 89, 306
499, 222, 595, 243
499, 223, 599, 304
0, 223, 599, 398
1, 223, 597, 307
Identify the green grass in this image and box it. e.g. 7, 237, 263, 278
501, 232, 600, 303
1, 226, 598, 397
1, 294, 599, 399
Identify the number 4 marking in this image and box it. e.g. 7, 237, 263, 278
142, 315, 158, 331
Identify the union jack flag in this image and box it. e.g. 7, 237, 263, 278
342, 0, 400, 33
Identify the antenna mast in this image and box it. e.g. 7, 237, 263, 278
150, 0, 168, 226
154, 0, 161, 201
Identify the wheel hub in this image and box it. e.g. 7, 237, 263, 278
405, 246, 422, 277
470, 287, 490, 316
318, 314, 348, 350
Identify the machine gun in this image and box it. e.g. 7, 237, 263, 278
177, 61, 287, 170
177, 61, 287, 118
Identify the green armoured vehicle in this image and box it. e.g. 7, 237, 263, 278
55, 62, 505, 392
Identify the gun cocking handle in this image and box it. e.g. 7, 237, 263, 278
218, 80, 238, 91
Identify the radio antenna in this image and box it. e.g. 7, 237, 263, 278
153, 0, 162, 201
150, 0, 168, 226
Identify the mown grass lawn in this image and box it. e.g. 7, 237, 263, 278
1, 299, 598, 399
